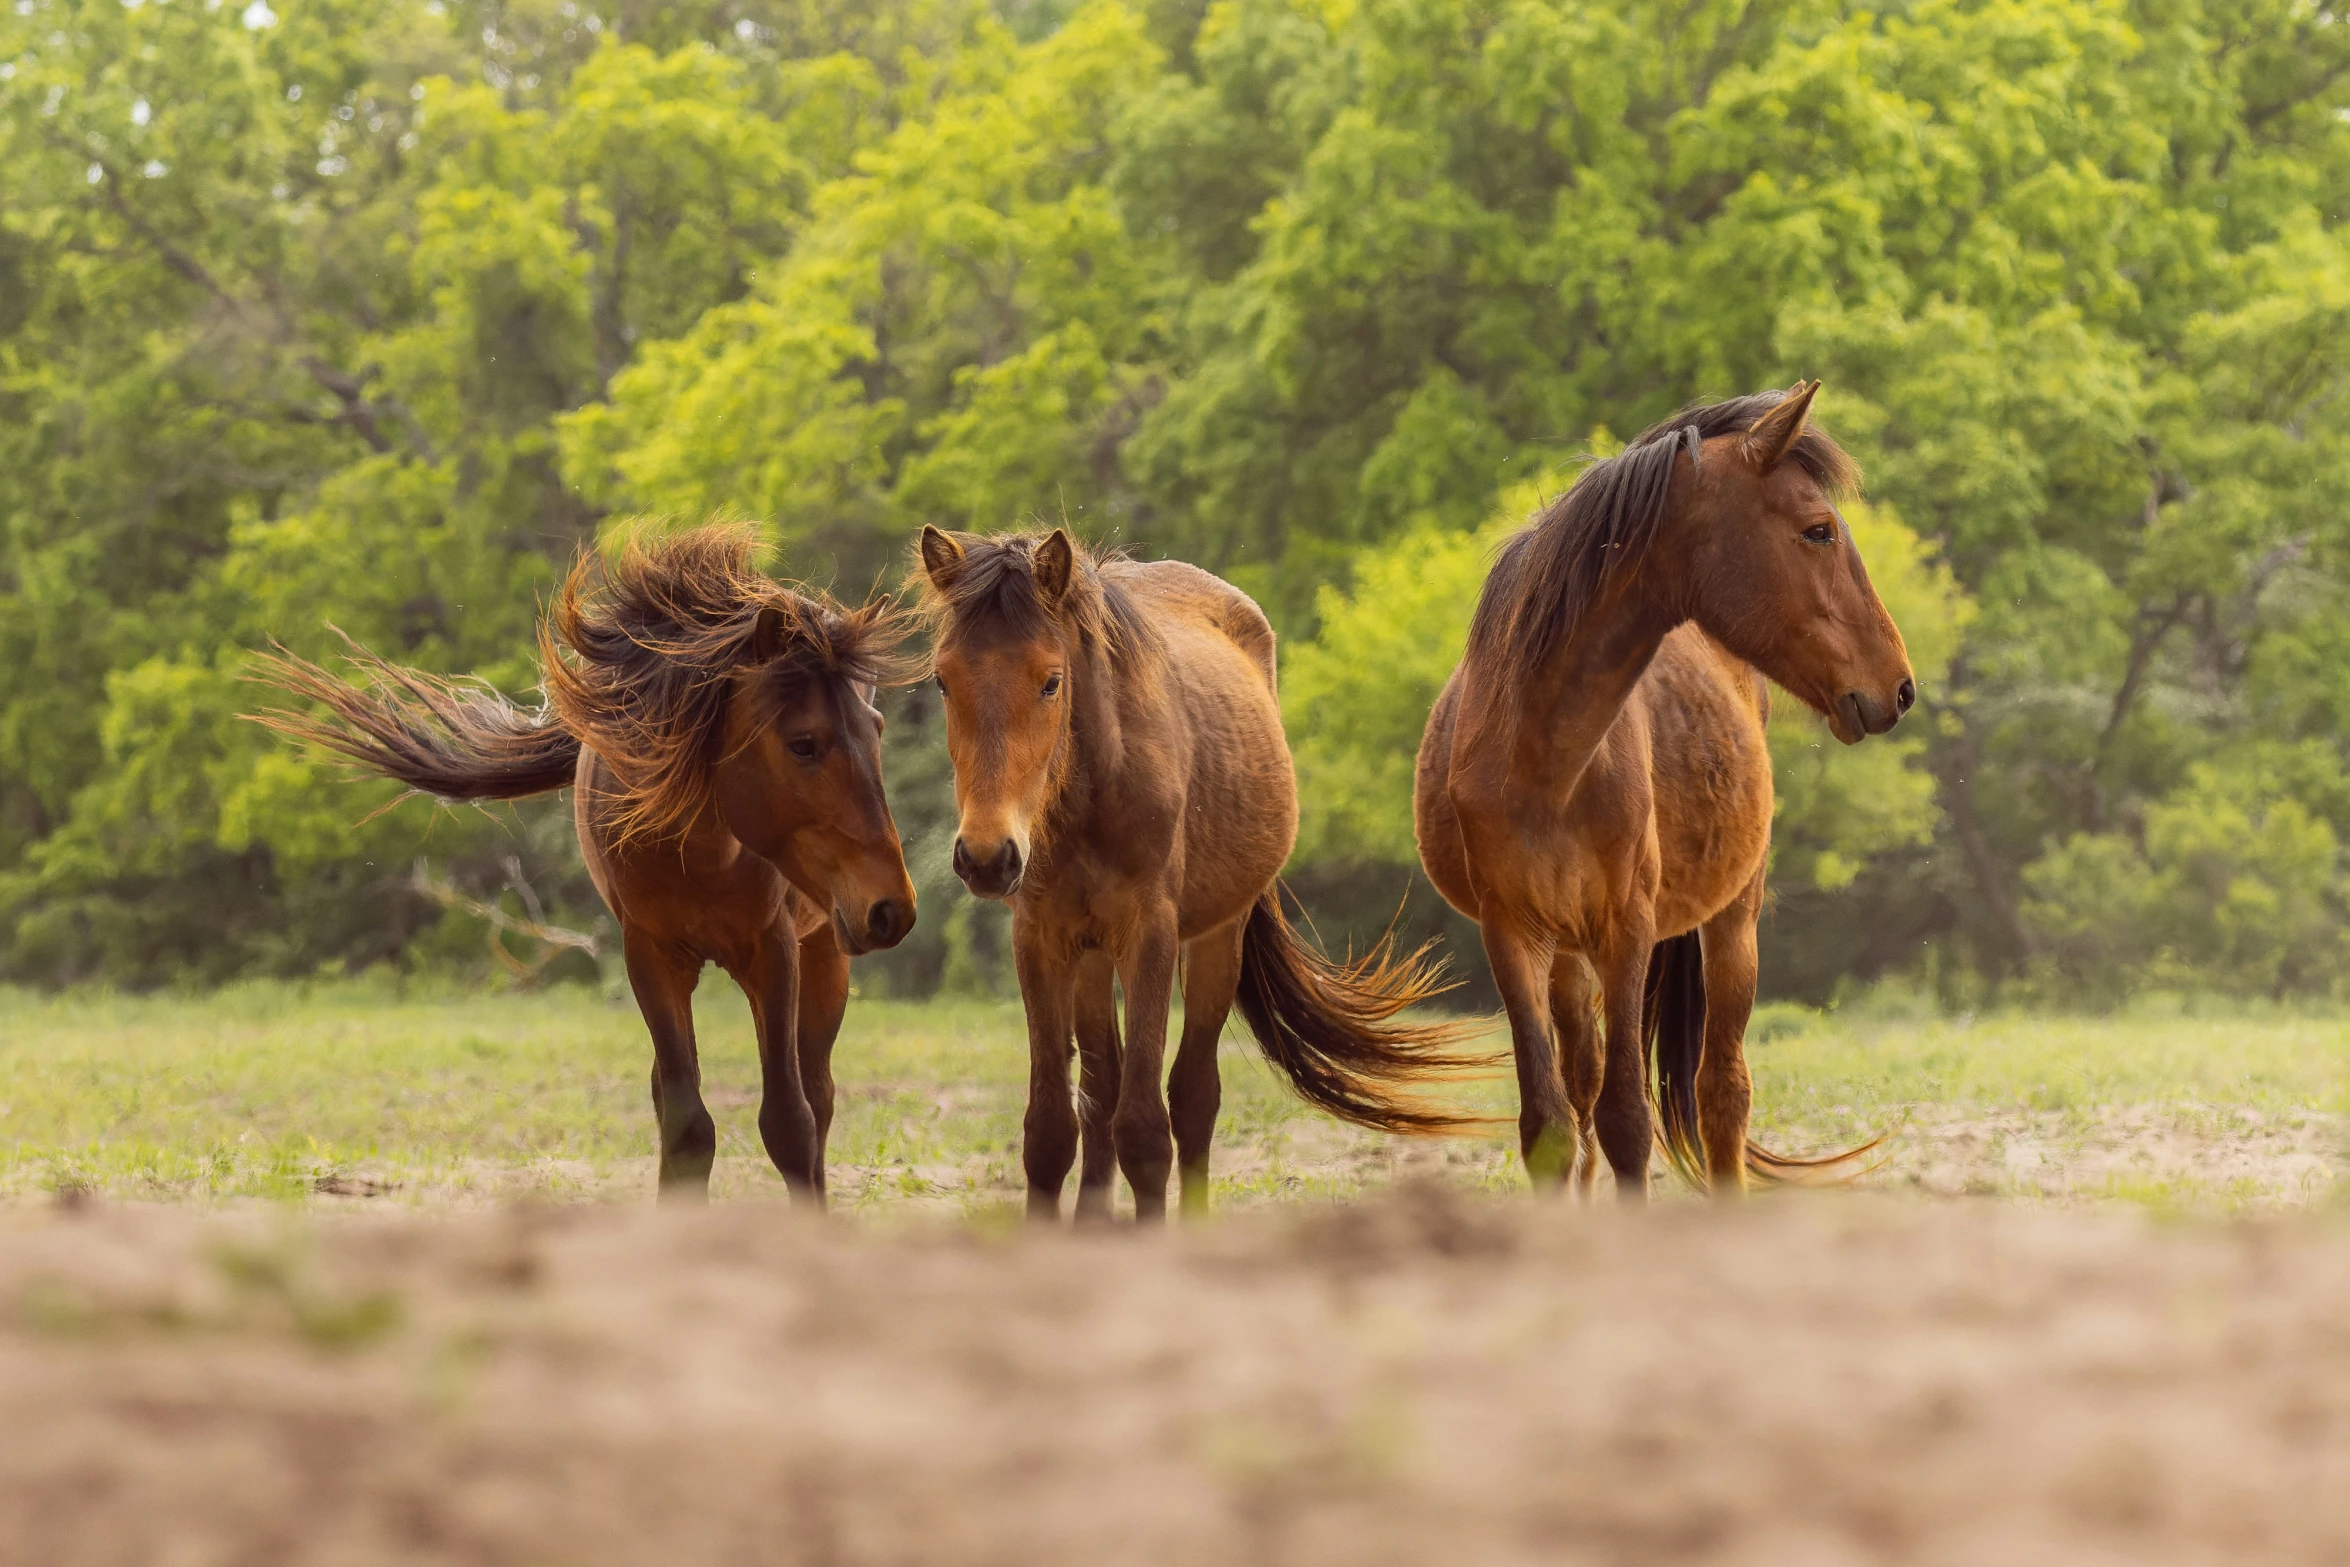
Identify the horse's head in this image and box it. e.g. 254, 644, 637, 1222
1682, 382, 1916, 742
918, 527, 1089, 900
710, 606, 917, 955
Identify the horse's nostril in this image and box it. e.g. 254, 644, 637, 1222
951, 838, 974, 880
997, 842, 1023, 883
1895, 678, 1916, 715
868, 900, 904, 944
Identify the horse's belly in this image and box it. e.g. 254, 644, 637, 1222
1170, 640, 1295, 936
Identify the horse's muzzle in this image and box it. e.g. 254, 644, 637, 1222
834, 897, 915, 956
1836, 679, 1914, 742
952, 836, 1024, 899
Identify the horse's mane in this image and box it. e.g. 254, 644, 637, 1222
542, 522, 915, 845
916, 530, 1160, 668
1462, 389, 1861, 705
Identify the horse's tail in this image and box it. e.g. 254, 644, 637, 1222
1232, 886, 1496, 1136
1643, 931, 1885, 1189
247, 633, 581, 803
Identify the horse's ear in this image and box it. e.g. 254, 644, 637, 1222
1033, 530, 1075, 604
1742, 380, 1821, 471
919, 525, 965, 589
751, 603, 793, 663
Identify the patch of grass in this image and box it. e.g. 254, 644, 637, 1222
0, 984, 2338, 1213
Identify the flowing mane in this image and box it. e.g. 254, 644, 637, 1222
915, 529, 1159, 666
1462, 390, 1861, 707
541, 522, 915, 845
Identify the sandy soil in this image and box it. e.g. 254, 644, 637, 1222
7, 1188, 2350, 1565
289, 1101, 2336, 1216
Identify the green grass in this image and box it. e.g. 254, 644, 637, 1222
1747, 1003, 2347, 1209
0, 981, 2340, 1213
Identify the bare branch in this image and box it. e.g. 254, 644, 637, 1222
411, 859, 599, 987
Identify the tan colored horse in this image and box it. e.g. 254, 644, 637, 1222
253, 524, 918, 1203
918, 528, 1479, 1223
1416, 384, 1914, 1199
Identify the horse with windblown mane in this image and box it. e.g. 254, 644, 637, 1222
252, 523, 919, 1205
1417, 382, 1915, 1200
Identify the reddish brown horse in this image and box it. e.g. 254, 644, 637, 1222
1416, 384, 1913, 1199
254, 524, 918, 1204
918, 527, 1481, 1223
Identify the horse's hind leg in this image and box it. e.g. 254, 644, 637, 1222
1072, 950, 1123, 1225
740, 930, 822, 1203
1696, 871, 1765, 1195
623, 932, 716, 1201
1171, 920, 1242, 1219
1111, 907, 1182, 1225
1548, 955, 1603, 1198
1481, 915, 1571, 1188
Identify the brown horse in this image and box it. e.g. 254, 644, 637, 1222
253, 523, 918, 1204
918, 527, 1481, 1223
1415, 384, 1914, 1200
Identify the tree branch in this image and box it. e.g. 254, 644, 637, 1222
1933, 664, 2041, 963
411, 859, 600, 987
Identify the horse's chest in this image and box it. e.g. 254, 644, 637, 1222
1023, 853, 1138, 954
603, 833, 792, 960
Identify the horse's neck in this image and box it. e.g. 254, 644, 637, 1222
1048, 627, 1130, 835
1490, 585, 1674, 799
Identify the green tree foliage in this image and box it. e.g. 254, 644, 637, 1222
4, 0, 2350, 1003
564, 3, 1165, 580
0, 0, 991, 983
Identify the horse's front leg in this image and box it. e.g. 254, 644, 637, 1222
1012, 924, 1081, 1222
795, 923, 852, 1183
740, 929, 822, 1204
1479, 913, 1569, 1189
1072, 950, 1124, 1225
623, 931, 715, 1202
1595, 905, 1659, 1203
1112, 905, 1182, 1225
1548, 953, 1604, 1199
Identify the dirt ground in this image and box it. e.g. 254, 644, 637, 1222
7, 1188, 2350, 1565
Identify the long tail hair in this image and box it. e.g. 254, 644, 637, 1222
248, 633, 580, 803
1233, 887, 1495, 1135
1644, 931, 1884, 1187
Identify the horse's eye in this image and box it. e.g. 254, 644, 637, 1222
787, 736, 820, 762
1041, 673, 1063, 699
1802, 522, 1836, 545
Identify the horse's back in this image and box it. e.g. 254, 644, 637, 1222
1110, 558, 1279, 691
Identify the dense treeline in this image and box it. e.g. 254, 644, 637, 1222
2, 0, 2347, 1003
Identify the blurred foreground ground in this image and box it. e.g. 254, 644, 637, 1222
1, 985, 2341, 1212
7, 1189, 2350, 1564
